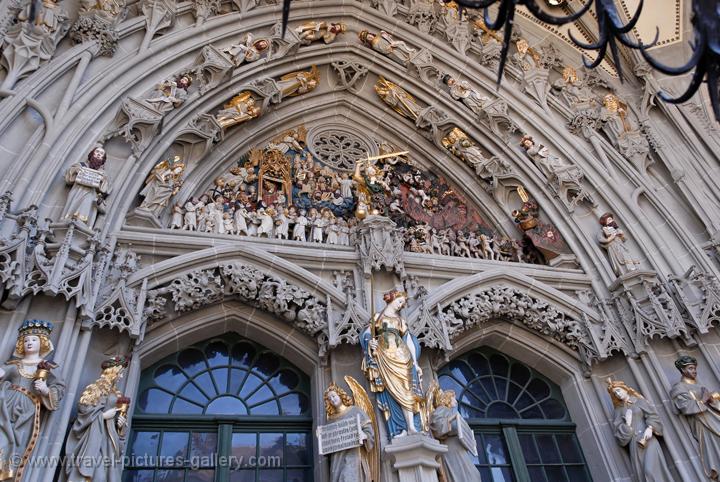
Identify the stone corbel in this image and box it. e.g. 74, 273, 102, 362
191, 45, 234, 93
355, 215, 406, 280
102, 98, 164, 156
668, 266, 720, 335
141, 0, 177, 48
70, 1, 127, 57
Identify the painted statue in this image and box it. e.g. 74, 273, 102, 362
64, 356, 130, 482
361, 290, 424, 438
276, 66, 320, 99
443, 75, 489, 116
222, 33, 269, 66
0, 320, 65, 482
598, 212, 641, 276
138, 156, 185, 216
215, 91, 261, 129
324, 377, 378, 482
61, 146, 110, 228
374, 77, 422, 121
358, 30, 416, 65
145, 75, 192, 113
671, 356, 720, 480
606, 378, 675, 482
429, 387, 482, 482
294, 21, 346, 45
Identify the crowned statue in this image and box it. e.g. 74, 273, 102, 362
606, 378, 675, 482
323, 377, 379, 482
361, 290, 424, 438
64, 356, 130, 482
0, 320, 65, 482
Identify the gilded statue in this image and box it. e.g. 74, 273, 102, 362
671, 356, 720, 479
294, 21, 346, 45
0, 320, 65, 482
324, 377, 379, 482
374, 77, 422, 121
276, 65, 320, 99
222, 33, 270, 66
64, 356, 130, 482
428, 386, 482, 482
138, 156, 186, 216
359, 30, 416, 65
513, 38, 541, 71
598, 212, 641, 276
360, 290, 424, 438
215, 91, 261, 129
442, 127, 508, 185
61, 146, 110, 227
606, 378, 676, 482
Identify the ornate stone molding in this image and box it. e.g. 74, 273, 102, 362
355, 215, 406, 279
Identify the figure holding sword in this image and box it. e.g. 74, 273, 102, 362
352, 150, 408, 219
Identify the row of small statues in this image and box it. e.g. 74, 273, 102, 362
170, 198, 354, 245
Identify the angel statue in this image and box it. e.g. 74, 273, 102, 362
428, 386, 482, 482
65, 356, 130, 482
606, 378, 675, 482
361, 290, 424, 438
215, 91, 261, 129
323, 377, 379, 482
138, 156, 186, 217
374, 77, 422, 122
0, 320, 65, 481
276, 65, 320, 99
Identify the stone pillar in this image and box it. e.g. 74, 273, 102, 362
384, 434, 447, 482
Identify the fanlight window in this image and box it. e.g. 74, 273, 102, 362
137, 339, 311, 416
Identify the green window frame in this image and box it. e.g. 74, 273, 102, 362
123, 334, 313, 482
438, 347, 593, 482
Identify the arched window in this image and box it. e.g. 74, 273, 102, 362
438, 348, 592, 482
124, 334, 313, 482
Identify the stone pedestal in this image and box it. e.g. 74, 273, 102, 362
384, 434, 447, 482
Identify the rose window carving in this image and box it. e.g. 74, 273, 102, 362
309, 128, 374, 171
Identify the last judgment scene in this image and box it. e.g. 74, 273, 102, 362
0, 0, 719, 481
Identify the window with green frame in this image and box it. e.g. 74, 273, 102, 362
123, 334, 313, 482
438, 348, 593, 482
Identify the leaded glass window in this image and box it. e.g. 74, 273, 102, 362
124, 335, 313, 482
438, 348, 593, 482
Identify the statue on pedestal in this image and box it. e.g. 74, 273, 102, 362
61, 146, 110, 228
671, 356, 720, 480
606, 378, 675, 482
64, 356, 130, 482
323, 378, 378, 482
361, 290, 424, 438
598, 212, 641, 276
0, 320, 65, 481
429, 387, 482, 482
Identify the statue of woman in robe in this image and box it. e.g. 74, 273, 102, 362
64, 356, 129, 482
671, 355, 720, 479
324, 380, 377, 482
360, 290, 424, 438
138, 156, 185, 216
61, 146, 110, 228
598, 212, 641, 276
606, 378, 676, 482
429, 388, 482, 482
0, 320, 65, 482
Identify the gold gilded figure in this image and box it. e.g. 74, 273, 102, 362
215, 91, 261, 129
277, 65, 320, 98
374, 77, 422, 121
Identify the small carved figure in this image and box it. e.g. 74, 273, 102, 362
138, 156, 185, 216
222, 33, 270, 66
374, 77, 422, 121
598, 212, 641, 276
359, 30, 416, 65
215, 91, 261, 129
443, 75, 489, 115
0, 320, 65, 481
429, 388, 482, 482
293, 209, 308, 241
276, 66, 320, 99
606, 378, 675, 482
64, 356, 130, 482
170, 203, 183, 229
61, 146, 110, 228
145, 75, 192, 113
671, 356, 720, 480
182, 198, 198, 230
442, 128, 508, 186
294, 21, 346, 45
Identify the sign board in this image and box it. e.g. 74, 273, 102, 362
75, 167, 104, 189
317, 413, 363, 455
456, 412, 478, 457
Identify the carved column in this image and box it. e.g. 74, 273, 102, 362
384, 433, 447, 482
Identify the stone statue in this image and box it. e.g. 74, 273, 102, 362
360, 289, 424, 438
671, 355, 720, 480
222, 33, 269, 66
323, 379, 377, 482
276, 66, 320, 99
374, 77, 422, 121
145, 74, 192, 113
359, 30, 416, 66
429, 387, 482, 482
0, 320, 65, 481
138, 156, 186, 216
294, 21, 346, 45
598, 212, 641, 276
443, 75, 489, 116
61, 146, 110, 228
215, 91, 261, 129
64, 356, 130, 482
606, 378, 675, 482
442, 127, 508, 187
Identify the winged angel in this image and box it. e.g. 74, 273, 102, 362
323, 376, 380, 482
